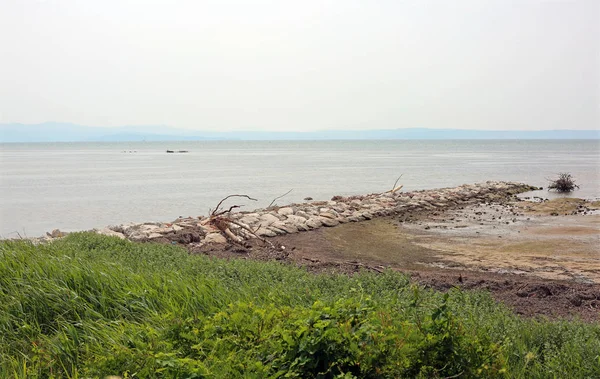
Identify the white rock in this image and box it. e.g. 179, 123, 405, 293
267, 226, 287, 235
359, 212, 373, 220
277, 207, 294, 216
306, 218, 323, 229
320, 210, 339, 218
270, 221, 296, 234
95, 228, 126, 239
319, 216, 339, 227
108, 224, 127, 233
128, 232, 147, 241
259, 213, 280, 225
256, 227, 277, 237
239, 215, 260, 225
285, 215, 308, 225
204, 233, 227, 244
198, 224, 218, 234
294, 210, 311, 219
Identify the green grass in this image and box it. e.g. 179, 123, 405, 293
1, 233, 599, 378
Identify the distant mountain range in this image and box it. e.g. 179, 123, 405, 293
0, 122, 598, 142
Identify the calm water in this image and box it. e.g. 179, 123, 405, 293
1, 140, 599, 237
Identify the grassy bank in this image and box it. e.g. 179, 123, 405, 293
1, 233, 599, 378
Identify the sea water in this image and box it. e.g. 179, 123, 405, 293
1, 139, 599, 237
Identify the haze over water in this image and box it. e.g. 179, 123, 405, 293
1, 139, 599, 237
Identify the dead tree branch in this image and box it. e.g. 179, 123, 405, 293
204, 194, 275, 248
268, 189, 293, 208
211, 194, 257, 216
228, 219, 275, 248
212, 205, 243, 217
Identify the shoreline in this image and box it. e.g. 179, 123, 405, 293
78, 181, 540, 244
9, 181, 600, 320
31, 181, 599, 246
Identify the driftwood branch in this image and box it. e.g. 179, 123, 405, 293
211, 194, 257, 216
228, 219, 275, 248
212, 205, 243, 217
390, 174, 403, 192
268, 189, 293, 208
204, 194, 276, 249
380, 174, 403, 195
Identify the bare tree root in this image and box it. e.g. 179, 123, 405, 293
205, 194, 276, 249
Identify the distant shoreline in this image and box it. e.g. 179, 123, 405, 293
2, 137, 600, 144
2, 122, 599, 142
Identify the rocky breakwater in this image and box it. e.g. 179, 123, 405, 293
95, 181, 537, 247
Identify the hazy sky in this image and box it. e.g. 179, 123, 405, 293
1, 0, 598, 131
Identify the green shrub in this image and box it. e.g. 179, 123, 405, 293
1, 233, 599, 378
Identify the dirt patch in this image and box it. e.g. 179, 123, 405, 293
411, 270, 600, 320
514, 197, 600, 216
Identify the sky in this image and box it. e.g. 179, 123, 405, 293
0, 0, 598, 132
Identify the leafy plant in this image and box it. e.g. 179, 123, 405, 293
1, 234, 599, 378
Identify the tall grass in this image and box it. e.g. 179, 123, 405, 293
1, 233, 598, 378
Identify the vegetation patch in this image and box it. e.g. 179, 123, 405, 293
548, 173, 579, 193
1, 233, 599, 378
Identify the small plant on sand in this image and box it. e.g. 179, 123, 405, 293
548, 173, 579, 193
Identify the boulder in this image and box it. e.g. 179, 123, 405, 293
319, 216, 339, 227
295, 210, 311, 219
319, 211, 338, 219
285, 214, 308, 225
272, 221, 298, 234
204, 233, 227, 244
305, 217, 323, 229
277, 207, 294, 216
47, 229, 69, 238
239, 214, 260, 225
198, 224, 219, 234
124, 223, 159, 237
258, 213, 280, 226
108, 224, 128, 233
255, 227, 278, 237
95, 228, 126, 239
359, 212, 373, 220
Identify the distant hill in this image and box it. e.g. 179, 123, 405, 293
0, 123, 219, 142
0, 122, 598, 142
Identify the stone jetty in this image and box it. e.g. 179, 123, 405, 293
93, 181, 537, 246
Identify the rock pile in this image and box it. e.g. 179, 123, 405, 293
96, 181, 537, 246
